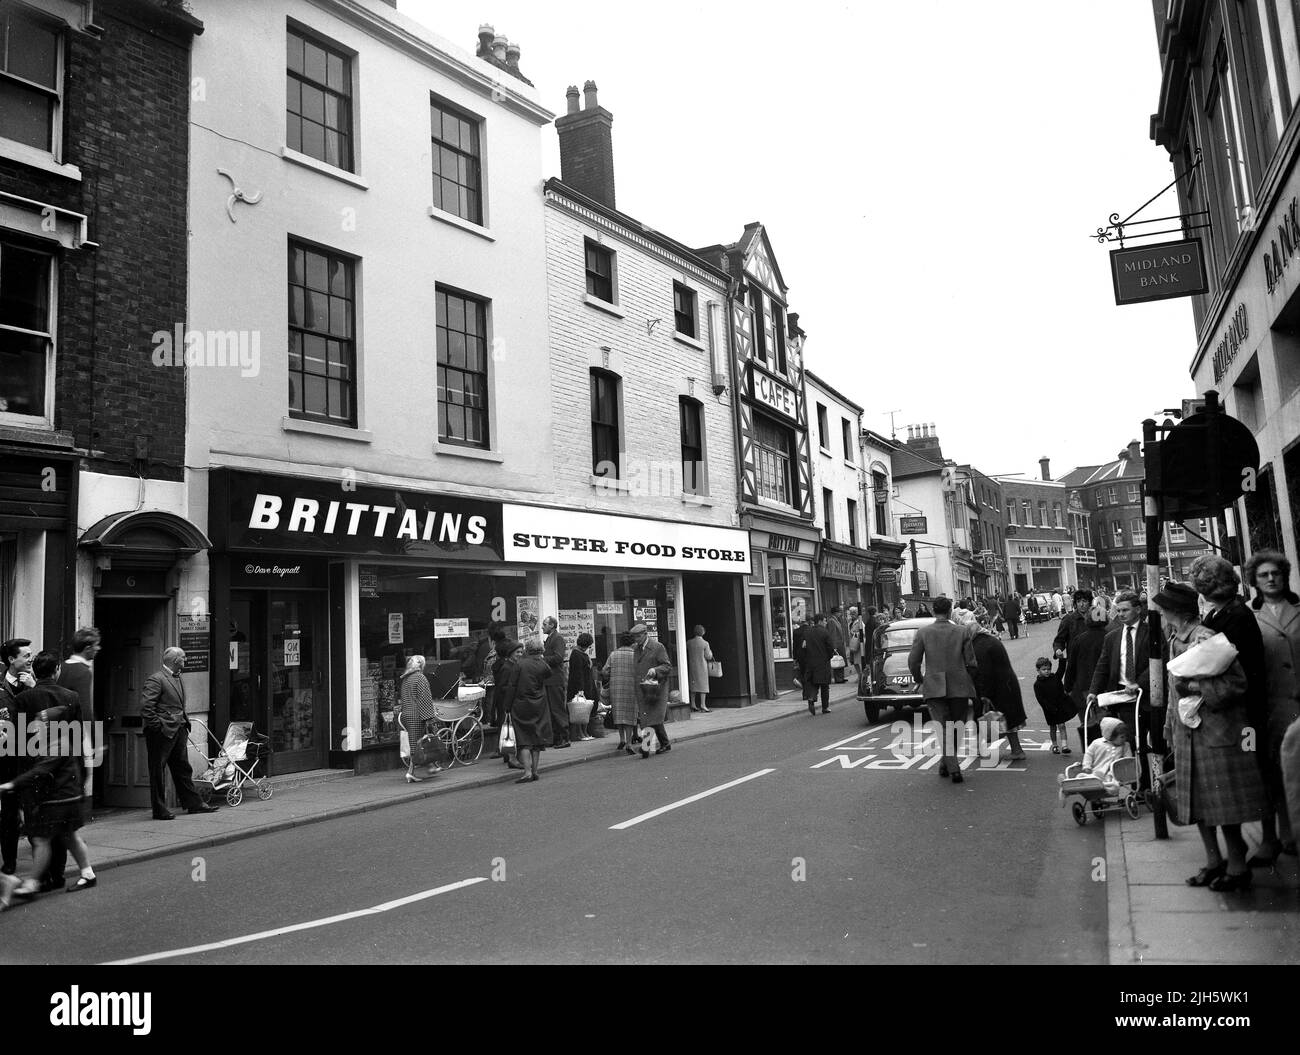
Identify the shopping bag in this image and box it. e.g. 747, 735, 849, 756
1167, 632, 1238, 678
1177, 695, 1204, 729
399, 729, 412, 762
499, 717, 516, 751
708, 660, 723, 678
830, 654, 846, 670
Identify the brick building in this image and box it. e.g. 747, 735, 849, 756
0, 0, 203, 810
543, 82, 750, 709
1000, 462, 1079, 596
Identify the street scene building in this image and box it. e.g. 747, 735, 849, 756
0, 0, 1296, 977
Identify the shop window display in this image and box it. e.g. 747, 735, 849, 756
768, 556, 814, 660
358, 565, 540, 745
556, 571, 678, 692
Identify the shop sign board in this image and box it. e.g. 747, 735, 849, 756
178, 615, 210, 673
1110, 238, 1209, 306
595, 602, 624, 615
877, 569, 897, 584
502, 505, 750, 574
434, 618, 469, 639
746, 363, 799, 423
900, 516, 928, 534
765, 533, 804, 553
820, 554, 871, 581
215, 469, 503, 560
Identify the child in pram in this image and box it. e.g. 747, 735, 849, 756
1065, 717, 1132, 794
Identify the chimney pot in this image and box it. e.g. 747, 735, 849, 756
565, 85, 580, 114
506, 42, 521, 68
907, 426, 915, 440
557, 79, 616, 208
583, 79, 598, 109
477, 24, 494, 55
492, 34, 508, 61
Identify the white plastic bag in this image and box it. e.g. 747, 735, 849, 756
1177, 695, 1204, 729
1167, 632, 1238, 678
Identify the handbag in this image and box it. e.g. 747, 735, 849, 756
830, 654, 846, 670
499, 717, 516, 751
708, 660, 723, 678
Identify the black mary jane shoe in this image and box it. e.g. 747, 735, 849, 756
67, 876, 97, 893
1186, 864, 1227, 887
1209, 870, 1253, 893
938, 762, 950, 778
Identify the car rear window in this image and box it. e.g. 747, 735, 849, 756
880, 627, 919, 650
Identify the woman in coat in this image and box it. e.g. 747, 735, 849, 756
397, 655, 440, 782
686, 625, 714, 713
633, 623, 674, 755
1245, 549, 1300, 863
1063, 596, 1110, 753
566, 632, 597, 742
601, 632, 639, 754
492, 640, 526, 770
972, 617, 1027, 759
1156, 581, 1266, 893
800, 614, 835, 716
498, 638, 552, 783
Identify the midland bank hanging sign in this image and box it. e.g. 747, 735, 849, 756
1110, 238, 1209, 305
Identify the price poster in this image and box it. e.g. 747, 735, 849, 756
558, 608, 595, 651
435, 617, 469, 639
596, 602, 624, 615
284, 638, 301, 667
388, 612, 404, 644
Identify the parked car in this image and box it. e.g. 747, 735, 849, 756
858, 617, 933, 723
1027, 593, 1056, 622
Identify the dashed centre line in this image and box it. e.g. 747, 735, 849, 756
609, 768, 777, 830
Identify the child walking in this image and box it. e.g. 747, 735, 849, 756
1033, 656, 1077, 755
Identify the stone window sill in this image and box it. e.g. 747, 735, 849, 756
281, 147, 370, 190
584, 294, 626, 319
0, 138, 81, 181
434, 442, 503, 462
673, 331, 704, 351
281, 416, 373, 442
428, 206, 495, 241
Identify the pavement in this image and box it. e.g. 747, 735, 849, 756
14, 635, 1300, 963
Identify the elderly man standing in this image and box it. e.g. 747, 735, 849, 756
908, 597, 979, 784
541, 616, 571, 749
631, 623, 673, 752
826, 605, 848, 683
141, 647, 218, 820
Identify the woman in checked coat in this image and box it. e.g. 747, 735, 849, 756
601, 632, 639, 754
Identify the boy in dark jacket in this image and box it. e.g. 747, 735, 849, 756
0, 652, 97, 905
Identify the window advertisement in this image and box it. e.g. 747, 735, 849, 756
768, 557, 815, 660
357, 565, 540, 745
557, 571, 678, 685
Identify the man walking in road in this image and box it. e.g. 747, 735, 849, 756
908, 597, 979, 784
800, 614, 835, 715
827, 605, 847, 683
541, 616, 570, 749
142, 647, 218, 820
1001, 593, 1022, 639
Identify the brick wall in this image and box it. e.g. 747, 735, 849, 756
544, 197, 739, 527
0, 6, 193, 481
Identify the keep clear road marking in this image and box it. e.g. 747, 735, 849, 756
101, 876, 490, 965
610, 768, 776, 831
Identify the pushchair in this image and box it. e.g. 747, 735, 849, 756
399, 668, 485, 780
191, 718, 272, 807
1058, 689, 1144, 825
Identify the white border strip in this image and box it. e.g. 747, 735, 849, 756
102, 876, 489, 965
609, 769, 776, 831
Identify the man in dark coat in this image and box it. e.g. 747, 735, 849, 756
141, 647, 218, 820
971, 623, 1028, 759
1087, 589, 1156, 772
1, 638, 35, 876
1001, 594, 1022, 639
801, 614, 835, 716
791, 615, 809, 687
1053, 589, 1094, 676
541, 617, 570, 749
827, 605, 848, 683
908, 597, 979, 782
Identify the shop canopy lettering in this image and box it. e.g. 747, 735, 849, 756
511, 532, 744, 563
1263, 196, 1300, 294
249, 494, 488, 545
1211, 303, 1249, 383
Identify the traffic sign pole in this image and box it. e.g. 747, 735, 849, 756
1143, 417, 1169, 840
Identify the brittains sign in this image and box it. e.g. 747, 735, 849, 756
1110, 238, 1209, 305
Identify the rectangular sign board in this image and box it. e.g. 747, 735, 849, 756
899, 516, 928, 535
1110, 238, 1209, 305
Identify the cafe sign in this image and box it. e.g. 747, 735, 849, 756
1110, 238, 1209, 305
746, 362, 799, 423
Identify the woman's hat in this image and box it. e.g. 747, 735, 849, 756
1153, 581, 1199, 615
525, 637, 544, 655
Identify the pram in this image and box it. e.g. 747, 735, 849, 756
1058, 688, 1143, 825
399, 666, 486, 779
191, 718, 272, 807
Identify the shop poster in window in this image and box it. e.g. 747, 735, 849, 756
388, 612, 404, 644
284, 637, 301, 667
558, 608, 595, 652
516, 596, 540, 640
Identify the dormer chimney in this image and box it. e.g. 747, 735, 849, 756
555, 79, 617, 208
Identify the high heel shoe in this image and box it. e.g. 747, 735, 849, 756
1246, 843, 1282, 869
1185, 863, 1226, 887
1209, 870, 1253, 893
404, 772, 423, 783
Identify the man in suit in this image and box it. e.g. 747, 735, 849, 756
541, 616, 570, 749
631, 622, 673, 750
908, 596, 979, 783
827, 605, 847, 683
1, 638, 35, 875
1087, 588, 1157, 787
1001, 593, 1022, 639
141, 647, 218, 819
801, 614, 835, 715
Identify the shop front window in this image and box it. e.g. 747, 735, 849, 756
768, 556, 814, 660
358, 565, 540, 746
556, 570, 678, 677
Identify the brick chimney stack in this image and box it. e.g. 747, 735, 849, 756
905, 422, 944, 462
556, 79, 616, 209
1039, 456, 1051, 481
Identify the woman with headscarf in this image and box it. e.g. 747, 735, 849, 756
1244, 550, 1300, 864
566, 631, 598, 742
498, 637, 552, 783
972, 615, 1028, 760
601, 631, 639, 754
1156, 581, 1266, 893
1063, 595, 1111, 754
490, 638, 526, 770
397, 655, 439, 782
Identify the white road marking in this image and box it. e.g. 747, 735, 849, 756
821, 730, 876, 751
100, 876, 489, 965
609, 768, 776, 830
